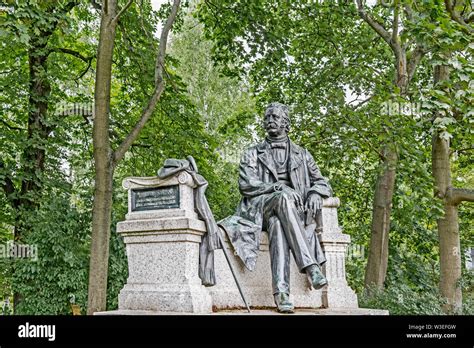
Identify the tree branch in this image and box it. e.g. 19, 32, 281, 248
392, 0, 400, 45
77, 57, 93, 79
448, 187, 474, 204
154, 0, 181, 85
112, 0, 181, 165
0, 68, 19, 75
407, 43, 426, 83
131, 143, 152, 148
348, 95, 373, 109
50, 48, 94, 63
1, 119, 24, 131
452, 146, 474, 155
445, 0, 474, 32
111, 0, 134, 26
355, 0, 392, 47
50, 48, 94, 81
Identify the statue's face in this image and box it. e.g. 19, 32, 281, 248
264, 107, 287, 137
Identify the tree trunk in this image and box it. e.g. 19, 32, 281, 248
87, 168, 114, 314
87, 1, 118, 314
437, 200, 462, 313
86, 0, 180, 314
13, 31, 52, 312
22, 40, 50, 208
432, 64, 462, 313
4, 0, 79, 314
433, 134, 462, 313
364, 148, 398, 291
364, 49, 406, 292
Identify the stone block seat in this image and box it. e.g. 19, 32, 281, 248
209, 197, 359, 310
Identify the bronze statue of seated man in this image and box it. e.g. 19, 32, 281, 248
219, 102, 331, 313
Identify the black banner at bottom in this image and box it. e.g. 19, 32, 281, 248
0, 314, 472, 347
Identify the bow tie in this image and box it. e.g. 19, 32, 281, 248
270, 142, 287, 149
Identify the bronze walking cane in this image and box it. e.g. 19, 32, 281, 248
217, 231, 251, 313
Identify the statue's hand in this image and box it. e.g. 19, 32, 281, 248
275, 184, 304, 212
306, 193, 323, 217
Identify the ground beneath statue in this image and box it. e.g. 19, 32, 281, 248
95, 307, 388, 315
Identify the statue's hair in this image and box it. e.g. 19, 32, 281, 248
265, 102, 290, 132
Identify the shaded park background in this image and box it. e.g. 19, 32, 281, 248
0, 0, 472, 315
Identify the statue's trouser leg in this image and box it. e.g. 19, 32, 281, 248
267, 216, 290, 295
263, 191, 317, 275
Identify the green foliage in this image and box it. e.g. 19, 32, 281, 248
166, 8, 258, 219
460, 271, 474, 314
361, 269, 474, 315
0, 0, 472, 314
0, 224, 13, 308
360, 284, 447, 315
10, 193, 90, 315
0, 0, 123, 314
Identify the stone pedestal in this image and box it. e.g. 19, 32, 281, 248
116, 173, 213, 314
320, 197, 358, 308
104, 171, 360, 314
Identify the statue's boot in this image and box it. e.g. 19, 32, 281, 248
305, 264, 328, 290
274, 292, 294, 313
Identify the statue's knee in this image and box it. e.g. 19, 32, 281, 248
268, 216, 281, 229
275, 190, 291, 202
276, 192, 299, 211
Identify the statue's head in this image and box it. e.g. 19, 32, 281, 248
264, 102, 290, 137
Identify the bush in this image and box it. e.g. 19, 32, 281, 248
359, 284, 447, 315
11, 195, 91, 315
360, 273, 474, 315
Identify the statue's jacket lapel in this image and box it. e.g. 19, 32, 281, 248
288, 141, 306, 196
256, 141, 278, 182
